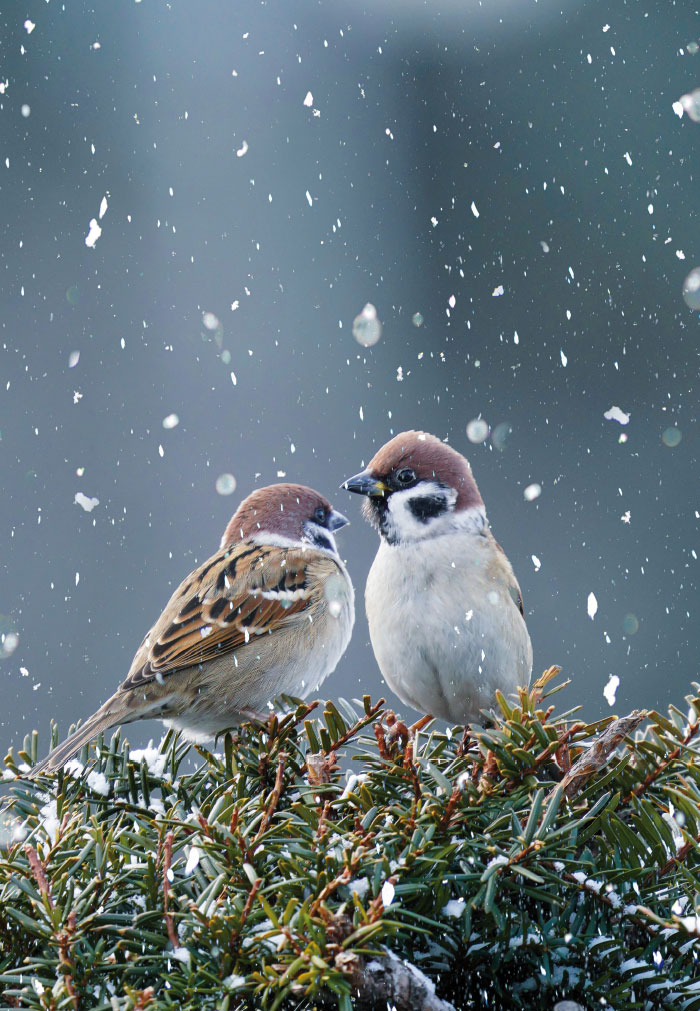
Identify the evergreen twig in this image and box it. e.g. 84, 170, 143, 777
2, 683, 700, 1010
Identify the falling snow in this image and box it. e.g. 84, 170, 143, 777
84, 218, 102, 247
604, 406, 630, 425
4, 0, 699, 860
74, 492, 100, 512
603, 674, 620, 707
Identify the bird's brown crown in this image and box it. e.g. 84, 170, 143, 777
368, 430, 483, 510
222, 483, 333, 545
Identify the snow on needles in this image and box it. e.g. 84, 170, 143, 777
442, 898, 466, 918
130, 742, 169, 778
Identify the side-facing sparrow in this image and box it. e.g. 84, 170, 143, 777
30, 483, 354, 776
343, 431, 532, 725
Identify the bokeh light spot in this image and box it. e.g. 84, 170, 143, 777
352, 303, 382, 347
216, 473, 237, 496
662, 427, 682, 448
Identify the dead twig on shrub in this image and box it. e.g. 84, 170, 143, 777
557, 710, 647, 799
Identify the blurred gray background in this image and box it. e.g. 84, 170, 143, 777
1, 0, 698, 756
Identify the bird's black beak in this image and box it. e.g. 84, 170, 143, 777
341, 470, 389, 498
328, 509, 350, 531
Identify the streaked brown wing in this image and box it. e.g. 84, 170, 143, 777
121, 541, 315, 690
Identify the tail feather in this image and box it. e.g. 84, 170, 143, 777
28, 708, 120, 778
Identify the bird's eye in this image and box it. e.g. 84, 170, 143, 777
313, 506, 327, 524
395, 468, 417, 486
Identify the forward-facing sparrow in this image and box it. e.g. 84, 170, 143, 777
30, 483, 354, 776
343, 431, 532, 724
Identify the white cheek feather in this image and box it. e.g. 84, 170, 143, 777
249, 528, 340, 557
449, 503, 488, 534
384, 482, 486, 544
251, 532, 301, 550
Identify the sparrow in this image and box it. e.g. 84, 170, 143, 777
30, 483, 354, 776
343, 431, 532, 725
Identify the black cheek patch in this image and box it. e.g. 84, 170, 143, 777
310, 529, 334, 553
407, 494, 449, 523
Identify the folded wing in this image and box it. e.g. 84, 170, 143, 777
122, 541, 322, 690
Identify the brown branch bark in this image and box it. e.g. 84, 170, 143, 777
336, 949, 457, 1011
557, 710, 647, 799
132, 988, 155, 1009
309, 866, 352, 917
624, 718, 700, 803
58, 910, 80, 1011
654, 829, 700, 880
252, 752, 286, 846
24, 844, 53, 908
506, 721, 586, 790
162, 831, 179, 949
26, 844, 79, 1008
238, 877, 261, 931
328, 697, 385, 753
